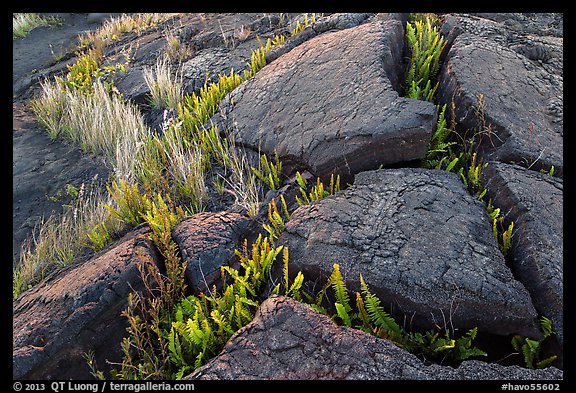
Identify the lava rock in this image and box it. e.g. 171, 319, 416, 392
13, 226, 161, 380
437, 14, 563, 176
186, 296, 562, 380
277, 168, 539, 337
172, 211, 251, 294
482, 162, 563, 343
218, 19, 437, 181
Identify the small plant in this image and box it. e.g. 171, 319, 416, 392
251, 150, 283, 190
540, 166, 555, 176
164, 32, 191, 63
262, 195, 291, 243
312, 264, 487, 364
143, 57, 184, 110
511, 316, 557, 369
87, 222, 112, 252
235, 25, 252, 42
178, 69, 243, 137
295, 172, 340, 206
57, 53, 126, 96
405, 15, 446, 102
246, 36, 271, 77
271, 247, 304, 301
141, 192, 188, 309
105, 179, 151, 227
290, 13, 321, 36
13, 13, 61, 39
84, 350, 106, 380
405, 325, 487, 363
425, 104, 457, 168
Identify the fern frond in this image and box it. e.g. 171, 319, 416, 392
287, 271, 304, 301
536, 355, 557, 369
538, 316, 555, 339
335, 302, 352, 327
355, 292, 372, 332
360, 274, 401, 335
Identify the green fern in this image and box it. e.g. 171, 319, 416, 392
87, 222, 112, 252
252, 150, 283, 190
296, 172, 340, 206
452, 327, 488, 360
405, 15, 446, 102
326, 264, 353, 326
277, 247, 304, 301
105, 179, 151, 227
359, 274, 402, 338
263, 195, 290, 242
425, 104, 458, 169
511, 316, 557, 369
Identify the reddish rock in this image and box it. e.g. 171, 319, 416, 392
172, 211, 251, 294
13, 226, 161, 380
186, 296, 562, 380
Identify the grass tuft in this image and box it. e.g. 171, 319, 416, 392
143, 57, 184, 110
13, 13, 61, 39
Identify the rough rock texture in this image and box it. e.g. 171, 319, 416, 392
278, 168, 539, 337
482, 162, 563, 343
218, 19, 437, 180
437, 14, 563, 176
172, 211, 251, 294
13, 13, 564, 380
186, 296, 562, 380
12, 226, 161, 380
113, 13, 287, 106
264, 13, 375, 63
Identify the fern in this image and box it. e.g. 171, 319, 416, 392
511, 316, 557, 369
335, 302, 352, 327
296, 172, 340, 206
354, 292, 373, 333
405, 15, 446, 102
359, 274, 402, 338
500, 222, 514, 256
263, 195, 290, 242
105, 179, 151, 227
425, 104, 458, 169
322, 264, 353, 326
280, 247, 304, 301
452, 327, 488, 360
87, 222, 112, 252
251, 150, 283, 190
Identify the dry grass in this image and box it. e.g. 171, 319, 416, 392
29, 79, 67, 139
13, 184, 122, 299
13, 13, 61, 39
143, 57, 184, 110
221, 139, 262, 218
32, 79, 150, 178
77, 13, 181, 49
164, 31, 191, 63
18, 16, 277, 299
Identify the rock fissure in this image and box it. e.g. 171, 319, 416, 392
13, 12, 562, 380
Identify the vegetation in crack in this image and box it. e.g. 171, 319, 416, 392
311, 263, 487, 365
17, 12, 327, 298
251, 150, 283, 190
511, 316, 558, 369
405, 13, 446, 101
295, 172, 341, 206
404, 13, 516, 258
406, 13, 560, 367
